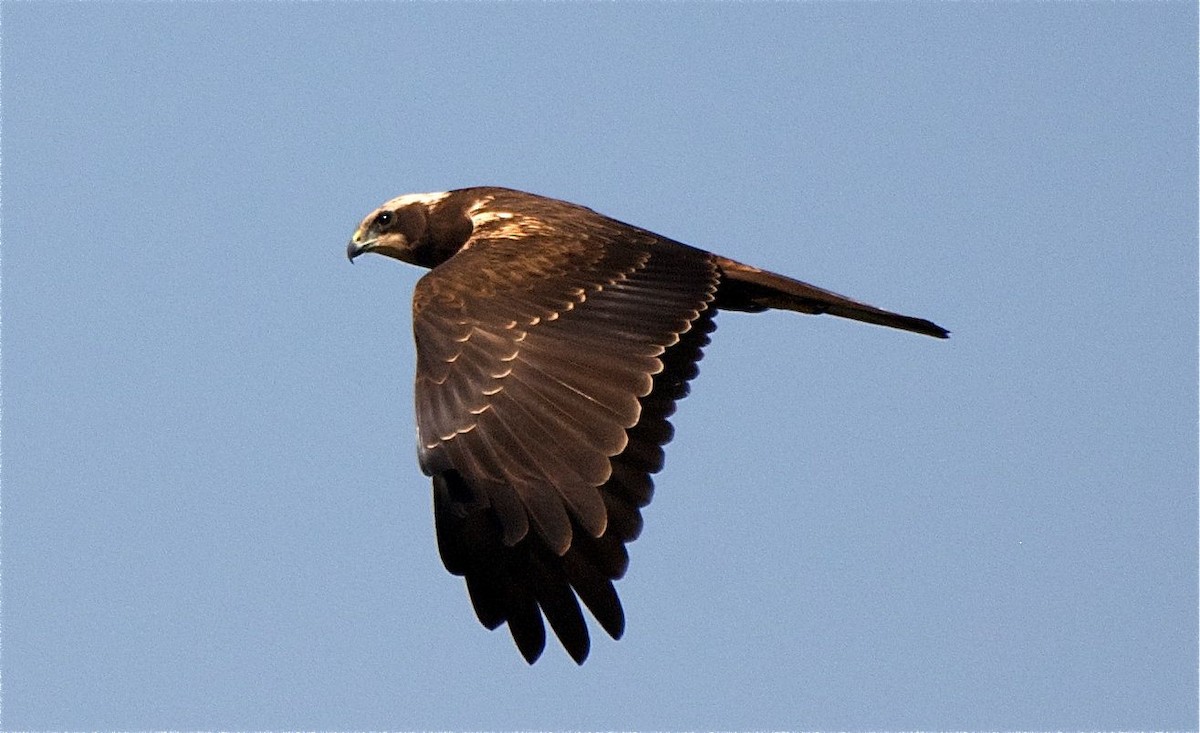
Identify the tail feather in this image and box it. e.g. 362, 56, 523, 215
712, 256, 949, 339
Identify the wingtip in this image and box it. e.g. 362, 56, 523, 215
517, 636, 546, 665
567, 641, 590, 665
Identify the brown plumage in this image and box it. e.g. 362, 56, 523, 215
347, 186, 947, 664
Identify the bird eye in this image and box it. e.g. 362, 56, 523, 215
375, 211, 394, 228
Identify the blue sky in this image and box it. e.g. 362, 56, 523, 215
3, 3, 1196, 729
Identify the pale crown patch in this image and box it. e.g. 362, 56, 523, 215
382, 191, 451, 210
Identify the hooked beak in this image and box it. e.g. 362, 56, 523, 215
347, 227, 375, 262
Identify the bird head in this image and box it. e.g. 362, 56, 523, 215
348, 191, 476, 268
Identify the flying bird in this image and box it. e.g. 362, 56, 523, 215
347, 186, 947, 664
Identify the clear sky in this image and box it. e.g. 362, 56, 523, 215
3, 3, 1196, 729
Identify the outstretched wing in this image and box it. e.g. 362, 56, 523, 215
412, 212, 717, 662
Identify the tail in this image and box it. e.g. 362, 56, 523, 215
712, 255, 949, 339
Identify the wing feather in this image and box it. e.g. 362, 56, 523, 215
417, 202, 718, 661
487, 390, 602, 550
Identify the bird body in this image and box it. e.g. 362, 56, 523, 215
348, 186, 946, 664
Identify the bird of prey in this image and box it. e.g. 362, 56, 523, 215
347, 186, 947, 664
